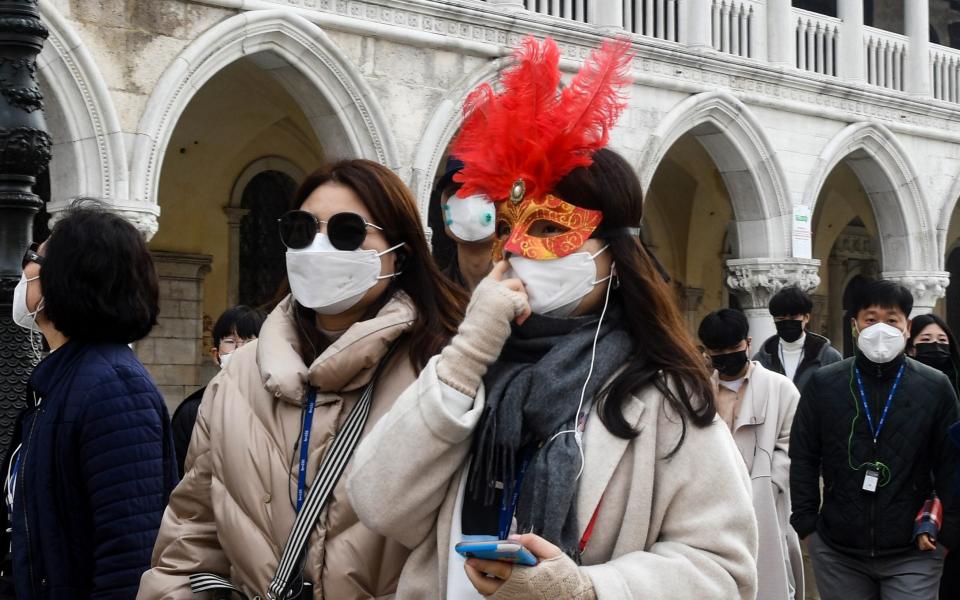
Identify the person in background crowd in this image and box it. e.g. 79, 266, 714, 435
0, 205, 177, 600
138, 159, 467, 600
754, 286, 842, 393
699, 308, 804, 600
430, 157, 495, 292
170, 305, 266, 477
791, 279, 959, 600
908, 313, 960, 398
906, 312, 960, 599
348, 38, 758, 599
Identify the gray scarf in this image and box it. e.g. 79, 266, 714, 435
462, 303, 634, 557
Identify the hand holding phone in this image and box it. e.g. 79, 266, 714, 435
455, 540, 538, 567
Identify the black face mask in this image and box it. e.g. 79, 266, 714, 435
711, 350, 749, 378
775, 319, 804, 344
914, 342, 953, 371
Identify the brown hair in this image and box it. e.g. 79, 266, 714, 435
554, 148, 716, 447
284, 159, 467, 369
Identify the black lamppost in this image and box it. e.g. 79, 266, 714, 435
0, 0, 50, 467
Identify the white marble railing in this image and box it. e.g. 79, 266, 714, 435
711, 0, 761, 58
932, 45, 960, 104
863, 26, 907, 91
469, 0, 960, 104
520, 0, 588, 23
793, 8, 839, 76
623, 0, 680, 42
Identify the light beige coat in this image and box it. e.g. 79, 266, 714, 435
347, 359, 760, 599
716, 362, 803, 600
138, 294, 418, 599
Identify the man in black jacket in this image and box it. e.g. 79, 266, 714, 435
790, 280, 959, 599
754, 285, 842, 393
170, 305, 265, 477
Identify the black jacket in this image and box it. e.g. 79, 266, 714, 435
171, 386, 205, 478
754, 332, 843, 393
790, 354, 960, 556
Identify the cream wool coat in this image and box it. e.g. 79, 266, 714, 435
715, 362, 803, 600
138, 294, 418, 600
347, 359, 760, 599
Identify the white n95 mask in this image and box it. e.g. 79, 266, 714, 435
443, 194, 495, 242
286, 234, 403, 315
507, 246, 610, 317
856, 322, 906, 364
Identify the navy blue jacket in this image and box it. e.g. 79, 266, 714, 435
3, 341, 178, 599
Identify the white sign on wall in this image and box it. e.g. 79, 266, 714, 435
793, 205, 812, 259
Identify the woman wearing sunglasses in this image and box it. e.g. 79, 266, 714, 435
347, 38, 757, 599
0, 206, 176, 600
139, 160, 466, 599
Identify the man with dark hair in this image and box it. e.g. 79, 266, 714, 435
754, 286, 842, 393
699, 309, 804, 600
790, 279, 959, 600
429, 157, 494, 292
171, 305, 266, 476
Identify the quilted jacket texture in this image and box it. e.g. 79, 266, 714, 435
790, 354, 960, 556
2, 341, 177, 600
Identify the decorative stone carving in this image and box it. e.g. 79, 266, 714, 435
881, 271, 951, 312
725, 257, 822, 309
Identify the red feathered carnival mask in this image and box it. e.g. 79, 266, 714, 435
451, 37, 633, 260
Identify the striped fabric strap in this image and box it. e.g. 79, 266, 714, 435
266, 379, 375, 599
189, 573, 247, 599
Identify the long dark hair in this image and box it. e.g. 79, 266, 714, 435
285, 160, 468, 369
907, 313, 960, 387
553, 148, 716, 445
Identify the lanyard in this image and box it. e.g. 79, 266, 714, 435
296, 388, 318, 513
854, 363, 905, 444
497, 453, 531, 540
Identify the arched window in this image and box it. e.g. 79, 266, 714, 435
947, 247, 960, 336
238, 170, 297, 308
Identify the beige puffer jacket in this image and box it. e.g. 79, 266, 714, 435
138, 293, 419, 599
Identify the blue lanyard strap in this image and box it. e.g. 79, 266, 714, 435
854, 363, 905, 444
498, 452, 531, 540
296, 388, 318, 513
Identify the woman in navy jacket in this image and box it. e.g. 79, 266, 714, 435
0, 205, 177, 599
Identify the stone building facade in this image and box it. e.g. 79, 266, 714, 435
33, 0, 960, 424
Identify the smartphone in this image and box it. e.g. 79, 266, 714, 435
455, 540, 538, 566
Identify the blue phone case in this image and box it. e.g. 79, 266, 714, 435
455, 540, 538, 566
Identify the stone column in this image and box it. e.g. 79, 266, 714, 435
588, 0, 623, 28
838, 0, 865, 81
224, 207, 249, 307
725, 258, 822, 344
904, 0, 931, 96
683, 0, 713, 48
766, 0, 793, 64
137, 251, 212, 415
682, 286, 705, 335
882, 271, 950, 317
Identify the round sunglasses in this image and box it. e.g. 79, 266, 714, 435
278, 210, 384, 251
22, 242, 44, 269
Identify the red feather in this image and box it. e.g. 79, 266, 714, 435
452, 37, 633, 202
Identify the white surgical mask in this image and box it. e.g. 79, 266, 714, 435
507, 246, 610, 317
12, 273, 42, 331
443, 194, 495, 242
218, 352, 233, 370
285, 234, 403, 315
856, 322, 907, 364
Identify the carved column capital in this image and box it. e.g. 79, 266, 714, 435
725, 258, 822, 310
881, 271, 950, 314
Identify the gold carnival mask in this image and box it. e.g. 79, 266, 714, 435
493, 182, 603, 260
